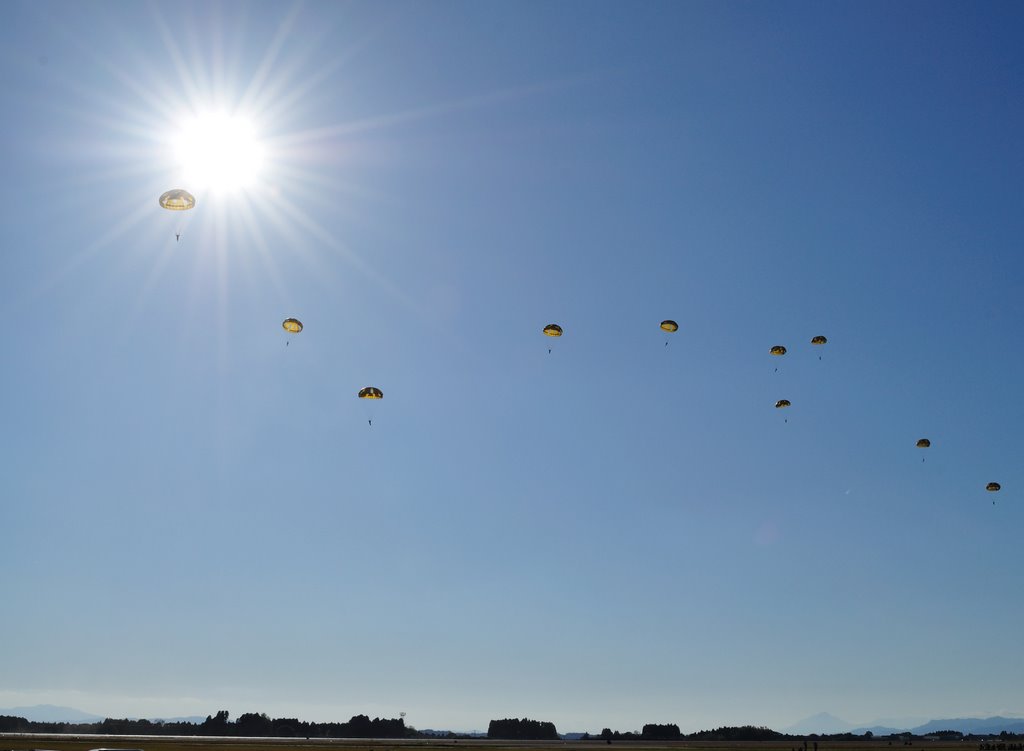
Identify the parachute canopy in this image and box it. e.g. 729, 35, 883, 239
282, 318, 303, 333
986, 482, 1001, 492
159, 189, 196, 211
543, 324, 563, 337
775, 399, 791, 409
770, 345, 787, 356
811, 335, 827, 345
916, 438, 931, 448
660, 320, 679, 333
358, 386, 383, 400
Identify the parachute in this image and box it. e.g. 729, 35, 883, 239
660, 320, 678, 346
159, 189, 196, 241
986, 482, 1001, 492
775, 398, 791, 423
358, 386, 383, 425
158, 189, 196, 210
811, 335, 827, 345
281, 318, 302, 346
916, 437, 930, 461
770, 345, 786, 372
543, 323, 562, 354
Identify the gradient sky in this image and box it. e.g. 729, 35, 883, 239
2, 0, 1023, 735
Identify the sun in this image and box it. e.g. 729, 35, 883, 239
172, 112, 265, 194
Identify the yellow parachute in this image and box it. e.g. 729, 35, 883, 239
811, 335, 827, 345
770, 345, 787, 372
660, 320, 679, 333
158, 189, 196, 210
358, 386, 383, 426
916, 438, 931, 448
775, 398, 791, 422
986, 482, 1001, 492
543, 323, 562, 354
282, 318, 303, 333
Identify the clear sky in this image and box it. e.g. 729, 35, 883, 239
2, 0, 1023, 735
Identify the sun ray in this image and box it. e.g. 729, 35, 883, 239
238, 3, 304, 115
120, 233, 183, 340
274, 75, 590, 151
13, 200, 159, 314
149, 1, 207, 111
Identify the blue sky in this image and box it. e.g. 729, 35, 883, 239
2, 0, 1023, 734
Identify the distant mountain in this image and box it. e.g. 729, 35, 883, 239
851, 716, 931, 735
851, 726, 907, 736
912, 717, 1024, 735
0, 705, 105, 723
787, 714, 1024, 737
785, 713, 858, 735
0, 706, 207, 725
876, 717, 929, 729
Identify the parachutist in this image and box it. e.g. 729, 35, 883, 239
282, 318, 302, 347
176, 233, 180, 242
358, 386, 383, 425
543, 323, 561, 355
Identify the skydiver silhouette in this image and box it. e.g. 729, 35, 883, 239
176, 233, 180, 242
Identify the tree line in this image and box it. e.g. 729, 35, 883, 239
0, 711, 409, 738
487, 717, 559, 740
580, 724, 783, 741
3, 712, 1022, 742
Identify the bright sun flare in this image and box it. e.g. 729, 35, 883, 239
173, 112, 265, 193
